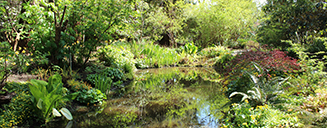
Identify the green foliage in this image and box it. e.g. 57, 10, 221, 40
178, 43, 198, 55
67, 79, 107, 105
222, 102, 301, 127
229, 62, 290, 106
296, 87, 327, 126
285, 38, 327, 127
256, 25, 290, 49
67, 79, 92, 92
28, 74, 78, 123
190, 45, 234, 67
25, 0, 136, 65
0, 42, 35, 86
86, 67, 124, 86
137, 0, 187, 46
130, 41, 185, 68
257, 0, 327, 49
102, 67, 125, 82
60, 66, 80, 82
0, 42, 15, 86
98, 45, 136, 74
287, 40, 327, 92
76, 88, 107, 105
94, 75, 112, 95
183, 0, 260, 47
0, 1, 30, 51
85, 64, 106, 74
306, 37, 327, 53
0, 91, 37, 127
199, 46, 232, 58
302, 88, 327, 113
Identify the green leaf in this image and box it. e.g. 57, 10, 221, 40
60, 108, 73, 120
44, 94, 61, 119
48, 74, 63, 92
37, 98, 43, 109
62, 92, 79, 102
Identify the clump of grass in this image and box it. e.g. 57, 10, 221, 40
112, 40, 186, 68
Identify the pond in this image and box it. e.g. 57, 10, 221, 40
48, 67, 230, 128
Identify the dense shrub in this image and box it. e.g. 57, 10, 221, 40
98, 45, 136, 74
302, 88, 327, 113
67, 79, 92, 92
0, 91, 37, 127
1, 83, 40, 127
194, 46, 233, 67
183, 0, 259, 48
21, 0, 136, 65
199, 46, 232, 58
222, 47, 300, 80
86, 67, 124, 85
76, 88, 107, 105
221, 47, 300, 96
222, 101, 301, 127
120, 41, 185, 68
257, 0, 327, 49
67, 79, 106, 105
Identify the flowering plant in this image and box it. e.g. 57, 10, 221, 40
0, 42, 35, 87
222, 100, 301, 128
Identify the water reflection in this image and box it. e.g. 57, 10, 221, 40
49, 67, 230, 128
128, 67, 229, 127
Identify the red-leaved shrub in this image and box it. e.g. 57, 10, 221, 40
221, 47, 300, 86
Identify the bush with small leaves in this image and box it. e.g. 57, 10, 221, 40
0, 89, 39, 127
98, 45, 136, 74
76, 88, 107, 105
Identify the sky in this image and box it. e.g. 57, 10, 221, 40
254, 0, 267, 6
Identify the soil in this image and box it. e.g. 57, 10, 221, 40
6, 74, 38, 83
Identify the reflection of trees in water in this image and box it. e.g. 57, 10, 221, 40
131, 67, 230, 126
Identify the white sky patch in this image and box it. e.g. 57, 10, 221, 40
254, 0, 267, 6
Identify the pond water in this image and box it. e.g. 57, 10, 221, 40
48, 67, 230, 128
